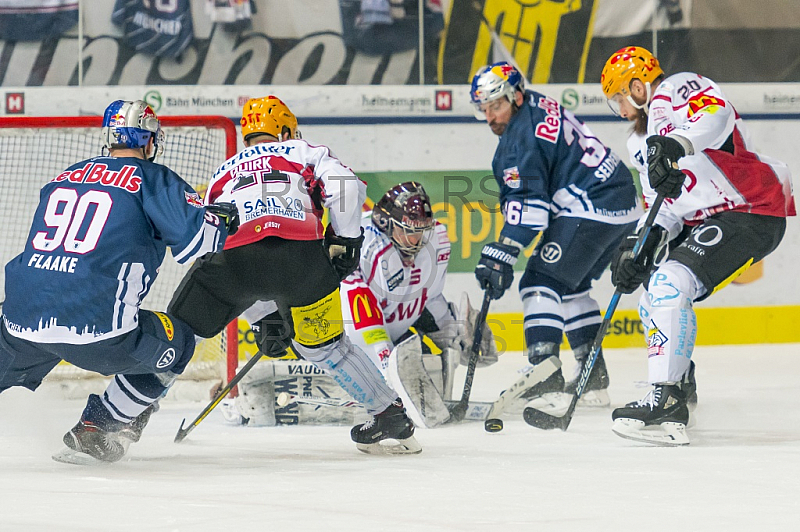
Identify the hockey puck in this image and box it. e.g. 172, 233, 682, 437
276, 392, 291, 407
484, 418, 503, 433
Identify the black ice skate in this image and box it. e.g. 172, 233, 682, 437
351, 399, 422, 455
120, 402, 160, 443
518, 367, 569, 416
611, 384, 689, 446
54, 420, 131, 464
683, 361, 698, 410
563, 348, 610, 407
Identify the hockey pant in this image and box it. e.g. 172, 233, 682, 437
638, 260, 703, 384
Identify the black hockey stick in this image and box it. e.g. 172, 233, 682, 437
446, 290, 493, 423
174, 351, 264, 443
523, 195, 666, 431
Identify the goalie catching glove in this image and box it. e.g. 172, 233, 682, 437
426, 293, 500, 367
206, 202, 240, 235
324, 225, 364, 281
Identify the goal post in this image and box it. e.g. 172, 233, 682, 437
0, 115, 240, 395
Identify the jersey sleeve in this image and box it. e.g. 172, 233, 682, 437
652, 74, 736, 155
141, 164, 226, 264
311, 146, 366, 239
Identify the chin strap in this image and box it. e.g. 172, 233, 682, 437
628, 81, 653, 115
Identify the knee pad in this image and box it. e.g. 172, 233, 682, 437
290, 289, 344, 348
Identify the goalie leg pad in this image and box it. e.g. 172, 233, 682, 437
387, 335, 450, 428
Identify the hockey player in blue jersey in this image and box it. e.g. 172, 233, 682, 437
470, 62, 641, 410
0, 100, 238, 464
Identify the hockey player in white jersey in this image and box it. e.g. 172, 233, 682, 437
339, 182, 499, 427
601, 47, 796, 445
168, 96, 421, 454
0, 100, 237, 463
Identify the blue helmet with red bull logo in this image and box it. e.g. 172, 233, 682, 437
470, 62, 525, 119
102, 100, 165, 161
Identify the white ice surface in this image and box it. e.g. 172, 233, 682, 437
2, 345, 800, 532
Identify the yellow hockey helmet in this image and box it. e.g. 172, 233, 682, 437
240, 96, 299, 142
600, 46, 664, 100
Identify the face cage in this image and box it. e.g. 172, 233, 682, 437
390, 221, 434, 262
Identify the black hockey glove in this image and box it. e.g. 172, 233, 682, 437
646, 136, 687, 199
610, 225, 666, 294
324, 225, 365, 281
475, 241, 520, 300
206, 202, 240, 236
251, 311, 291, 358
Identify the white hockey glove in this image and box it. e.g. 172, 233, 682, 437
426, 293, 499, 367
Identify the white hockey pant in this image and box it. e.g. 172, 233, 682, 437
638, 260, 704, 384
293, 334, 397, 415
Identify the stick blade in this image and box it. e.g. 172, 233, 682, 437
523, 395, 578, 431
174, 419, 190, 443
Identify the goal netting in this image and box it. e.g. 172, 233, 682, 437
0, 116, 240, 398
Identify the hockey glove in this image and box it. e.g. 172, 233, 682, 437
251, 311, 291, 358
324, 225, 365, 281
646, 136, 687, 199
610, 225, 667, 294
475, 241, 520, 300
206, 202, 240, 236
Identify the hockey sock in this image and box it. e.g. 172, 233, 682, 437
294, 335, 397, 415
100, 374, 163, 424
520, 286, 564, 348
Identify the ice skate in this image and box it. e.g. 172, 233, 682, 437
518, 368, 569, 415
53, 420, 131, 465
683, 360, 697, 411
351, 399, 422, 455
120, 402, 159, 443
564, 349, 610, 407
611, 384, 690, 446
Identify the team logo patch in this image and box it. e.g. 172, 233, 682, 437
687, 94, 726, 117
348, 287, 383, 330
386, 269, 404, 291
647, 326, 668, 358
437, 250, 450, 263
540, 242, 562, 263
503, 166, 521, 189
363, 328, 391, 345
156, 348, 176, 369
692, 225, 723, 246
184, 191, 204, 208
291, 290, 344, 347
153, 311, 174, 341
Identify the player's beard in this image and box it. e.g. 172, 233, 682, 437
489, 120, 507, 136
631, 109, 648, 135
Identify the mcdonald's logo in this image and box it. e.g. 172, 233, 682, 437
687, 94, 726, 117
347, 287, 383, 330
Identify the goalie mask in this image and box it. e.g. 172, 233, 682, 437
372, 182, 435, 265
240, 95, 300, 142
102, 100, 165, 161
470, 62, 525, 120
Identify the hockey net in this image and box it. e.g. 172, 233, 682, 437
0, 116, 239, 397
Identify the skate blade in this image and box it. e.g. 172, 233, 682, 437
524, 392, 571, 417
577, 389, 610, 408
52, 447, 113, 466
356, 436, 423, 456
611, 418, 690, 447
